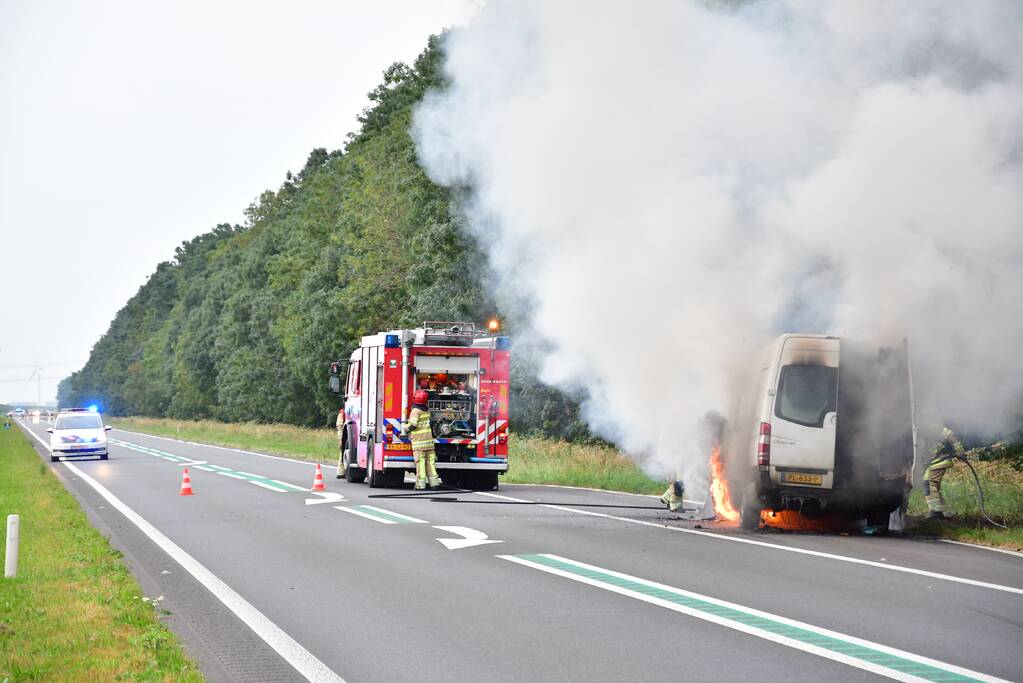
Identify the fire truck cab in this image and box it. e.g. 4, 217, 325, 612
329, 322, 510, 490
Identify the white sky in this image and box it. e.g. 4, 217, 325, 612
0, 0, 477, 405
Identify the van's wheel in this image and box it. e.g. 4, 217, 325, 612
50, 454, 59, 463
739, 485, 762, 531
865, 508, 891, 533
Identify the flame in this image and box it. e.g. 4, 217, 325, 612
709, 446, 740, 523
759, 509, 854, 532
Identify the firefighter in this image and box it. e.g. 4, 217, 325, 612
406, 390, 440, 490
334, 408, 346, 478
660, 479, 685, 512
923, 424, 965, 519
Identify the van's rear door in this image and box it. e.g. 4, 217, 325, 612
769, 337, 839, 489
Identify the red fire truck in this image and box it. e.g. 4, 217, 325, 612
329, 322, 510, 490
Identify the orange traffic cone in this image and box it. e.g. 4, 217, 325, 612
311, 463, 326, 491
179, 468, 194, 496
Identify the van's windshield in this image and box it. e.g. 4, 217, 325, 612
775, 364, 837, 428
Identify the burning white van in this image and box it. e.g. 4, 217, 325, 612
724, 334, 916, 530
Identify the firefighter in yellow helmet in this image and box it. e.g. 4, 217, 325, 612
406, 390, 440, 490
923, 424, 965, 519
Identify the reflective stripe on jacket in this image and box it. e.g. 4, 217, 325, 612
408, 407, 435, 450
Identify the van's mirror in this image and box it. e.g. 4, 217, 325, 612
328, 375, 341, 394
104, 426, 112, 432
823, 411, 837, 430
46, 427, 53, 433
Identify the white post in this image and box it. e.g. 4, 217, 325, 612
5, 514, 19, 578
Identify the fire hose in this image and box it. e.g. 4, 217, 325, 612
954, 453, 1008, 529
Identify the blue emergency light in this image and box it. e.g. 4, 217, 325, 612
495, 336, 510, 350
385, 334, 400, 348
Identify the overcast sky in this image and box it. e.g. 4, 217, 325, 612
0, 0, 477, 405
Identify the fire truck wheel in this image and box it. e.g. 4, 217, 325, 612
476, 472, 499, 491
366, 441, 382, 488
341, 436, 365, 483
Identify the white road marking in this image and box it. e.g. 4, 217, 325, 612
178, 460, 207, 467
98, 427, 1023, 592
216, 471, 250, 481
474, 491, 1023, 596
16, 425, 344, 683
501, 553, 1009, 683
433, 526, 502, 550
304, 492, 346, 506
332, 505, 396, 524
939, 539, 1023, 558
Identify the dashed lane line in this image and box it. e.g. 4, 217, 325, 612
18, 423, 345, 682
103, 427, 1023, 588
501, 553, 1008, 683
475, 492, 1023, 596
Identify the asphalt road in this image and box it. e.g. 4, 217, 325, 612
15, 417, 1023, 683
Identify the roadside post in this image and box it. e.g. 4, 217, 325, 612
5, 514, 19, 578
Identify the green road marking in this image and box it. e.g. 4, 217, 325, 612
114, 440, 290, 492
352, 505, 426, 524
502, 554, 1003, 683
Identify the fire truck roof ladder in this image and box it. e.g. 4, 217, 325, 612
422, 322, 477, 346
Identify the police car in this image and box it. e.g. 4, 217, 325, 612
47, 409, 111, 462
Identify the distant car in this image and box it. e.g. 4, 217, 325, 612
13, 408, 26, 418
4, 411, 11, 417
47, 409, 111, 462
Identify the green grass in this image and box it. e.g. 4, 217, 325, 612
0, 424, 203, 681
111, 417, 668, 494
904, 460, 1023, 550
504, 437, 665, 494
111, 417, 339, 464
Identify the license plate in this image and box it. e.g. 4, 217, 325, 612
782, 472, 823, 486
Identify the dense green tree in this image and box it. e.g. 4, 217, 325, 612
63, 35, 589, 437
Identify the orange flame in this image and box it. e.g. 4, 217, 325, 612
709, 446, 739, 523
759, 509, 854, 532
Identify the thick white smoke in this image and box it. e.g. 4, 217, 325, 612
413, 1, 1023, 490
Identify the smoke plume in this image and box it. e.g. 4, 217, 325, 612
413, 1, 1023, 489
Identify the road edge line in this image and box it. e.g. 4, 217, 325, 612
17, 422, 344, 683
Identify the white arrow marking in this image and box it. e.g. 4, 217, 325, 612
177, 460, 206, 467
305, 491, 346, 505
433, 526, 503, 550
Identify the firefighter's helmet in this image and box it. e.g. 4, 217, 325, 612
413, 390, 428, 406
435, 373, 449, 383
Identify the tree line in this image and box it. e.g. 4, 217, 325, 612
59, 36, 592, 439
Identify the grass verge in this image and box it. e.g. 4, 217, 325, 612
904, 460, 1023, 550
0, 423, 203, 681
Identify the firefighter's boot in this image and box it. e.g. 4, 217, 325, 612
660, 480, 685, 512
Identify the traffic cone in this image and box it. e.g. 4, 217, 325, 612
179, 468, 194, 496
311, 463, 326, 491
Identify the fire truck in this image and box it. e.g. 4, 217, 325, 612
329, 322, 510, 490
